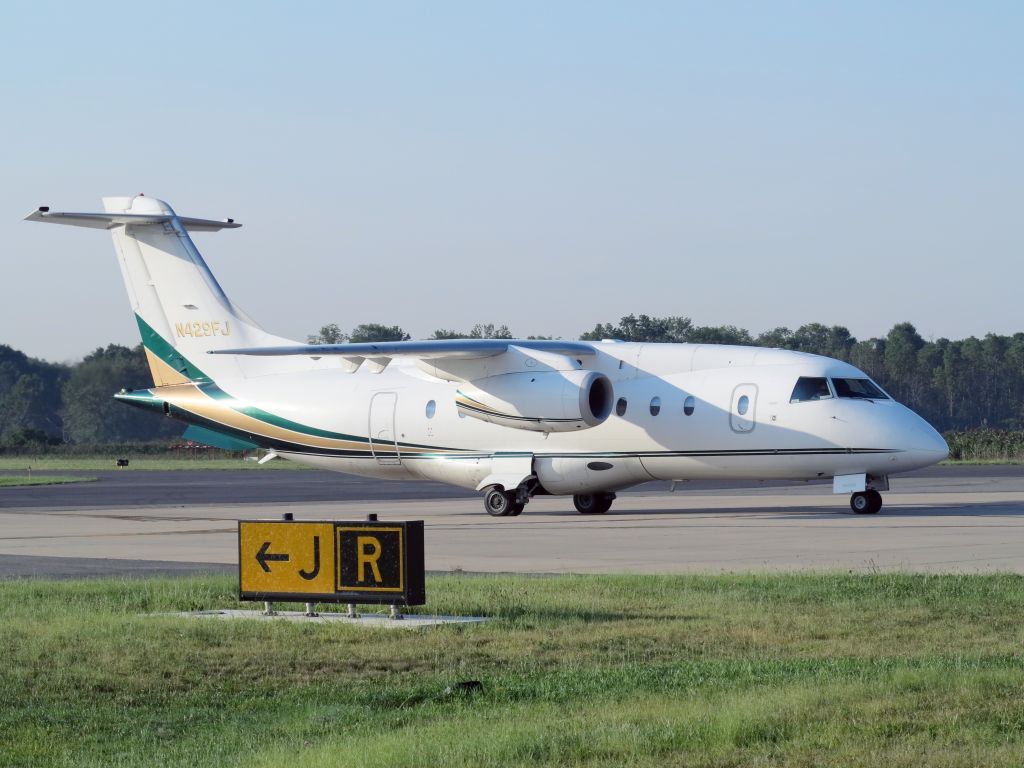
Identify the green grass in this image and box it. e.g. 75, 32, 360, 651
944, 429, 1024, 463
940, 458, 1024, 466
0, 457, 306, 471
2, 573, 1024, 766
0, 475, 96, 487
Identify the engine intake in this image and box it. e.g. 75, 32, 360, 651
456, 370, 613, 432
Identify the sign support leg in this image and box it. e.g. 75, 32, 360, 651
389, 604, 403, 621
304, 602, 318, 617
263, 601, 275, 616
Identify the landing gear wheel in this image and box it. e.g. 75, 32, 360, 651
850, 490, 883, 514
573, 492, 615, 514
484, 487, 516, 517
509, 502, 525, 517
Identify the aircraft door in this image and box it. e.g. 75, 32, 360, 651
369, 392, 401, 464
730, 384, 757, 433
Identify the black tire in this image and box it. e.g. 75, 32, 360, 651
574, 492, 614, 514
865, 489, 883, 513
484, 487, 514, 517
509, 502, 525, 517
850, 491, 881, 514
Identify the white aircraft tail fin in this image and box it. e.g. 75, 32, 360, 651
27, 195, 298, 385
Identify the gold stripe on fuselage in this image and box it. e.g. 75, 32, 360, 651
157, 383, 436, 454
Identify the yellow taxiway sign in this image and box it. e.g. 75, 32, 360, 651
238, 520, 425, 604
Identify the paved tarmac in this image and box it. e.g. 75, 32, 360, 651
0, 467, 479, 508
1, 465, 1021, 578
2, 464, 1011, 509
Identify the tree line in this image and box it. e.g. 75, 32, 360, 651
2, 316, 1021, 449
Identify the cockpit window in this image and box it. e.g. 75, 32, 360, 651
790, 377, 832, 403
832, 378, 888, 400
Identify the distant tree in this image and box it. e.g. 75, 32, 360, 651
0, 374, 49, 437
0, 345, 68, 441
307, 323, 348, 344
883, 322, 927, 405
469, 323, 513, 339
1, 427, 54, 451
308, 323, 410, 343
580, 314, 693, 343
849, 338, 887, 384
61, 345, 178, 444
790, 323, 856, 358
686, 325, 753, 345
348, 324, 410, 343
430, 323, 514, 339
756, 327, 794, 348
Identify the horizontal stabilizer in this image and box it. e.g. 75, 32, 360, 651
24, 208, 241, 232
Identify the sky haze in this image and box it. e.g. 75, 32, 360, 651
2, 2, 1021, 360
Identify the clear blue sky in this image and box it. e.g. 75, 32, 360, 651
2, 2, 1021, 360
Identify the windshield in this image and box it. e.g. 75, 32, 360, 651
790, 377, 833, 403
832, 378, 888, 400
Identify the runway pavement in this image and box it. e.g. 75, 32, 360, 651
1, 465, 1021, 578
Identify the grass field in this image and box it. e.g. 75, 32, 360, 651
0, 475, 96, 487
2, 573, 1023, 767
0, 457, 305, 472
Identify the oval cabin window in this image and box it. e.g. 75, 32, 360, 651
425, 400, 436, 419
649, 396, 661, 416
738, 395, 749, 415
683, 396, 695, 416
616, 398, 628, 417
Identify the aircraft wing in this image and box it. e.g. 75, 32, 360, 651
210, 338, 597, 377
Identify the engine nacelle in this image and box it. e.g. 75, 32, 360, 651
455, 370, 613, 432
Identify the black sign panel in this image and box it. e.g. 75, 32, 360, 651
238, 520, 425, 606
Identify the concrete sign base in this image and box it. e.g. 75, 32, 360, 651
165, 609, 489, 629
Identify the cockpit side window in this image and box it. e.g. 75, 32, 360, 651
790, 377, 832, 403
832, 378, 888, 400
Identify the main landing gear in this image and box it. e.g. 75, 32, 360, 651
573, 492, 616, 514
484, 486, 526, 517
850, 490, 883, 514
483, 487, 618, 517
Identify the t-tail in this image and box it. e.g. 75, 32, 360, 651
25, 195, 297, 386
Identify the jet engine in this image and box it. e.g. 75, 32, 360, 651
455, 370, 613, 432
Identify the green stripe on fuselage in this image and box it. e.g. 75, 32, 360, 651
135, 314, 210, 382
195, 382, 458, 452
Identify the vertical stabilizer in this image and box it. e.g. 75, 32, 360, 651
28, 195, 299, 385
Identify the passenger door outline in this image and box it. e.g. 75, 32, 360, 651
369, 392, 401, 464
730, 383, 757, 433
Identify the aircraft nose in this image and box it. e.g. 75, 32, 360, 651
900, 408, 949, 466
922, 423, 950, 460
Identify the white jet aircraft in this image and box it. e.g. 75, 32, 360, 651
27, 196, 948, 516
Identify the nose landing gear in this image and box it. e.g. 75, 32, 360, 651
850, 490, 883, 514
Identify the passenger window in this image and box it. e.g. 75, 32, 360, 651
832, 378, 888, 400
425, 400, 436, 419
790, 377, 832, 403
616, 398, 628, 417
649, 396, 661, 416
738, 395, 749, 415
683, 396, 695, 416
